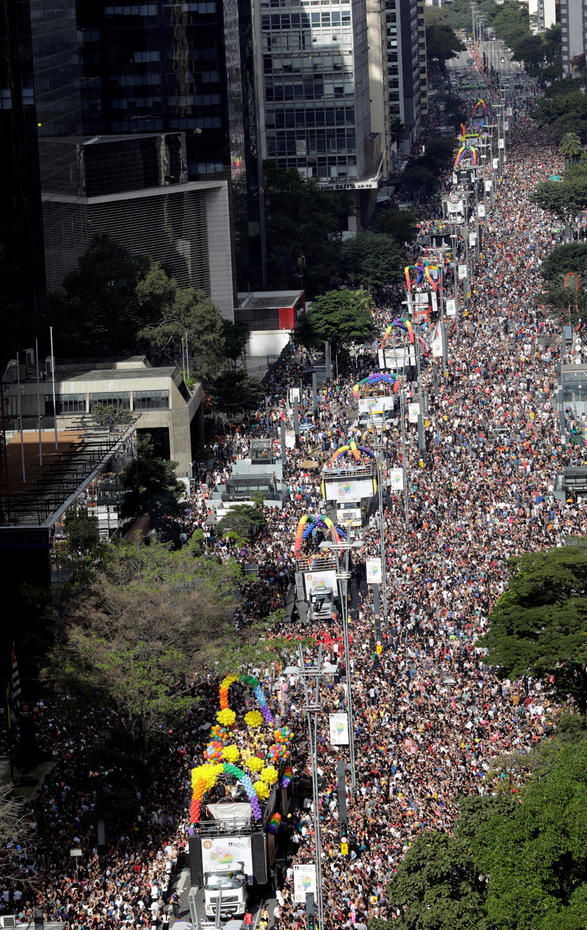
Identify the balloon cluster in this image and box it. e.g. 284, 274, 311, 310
267, 812, 281, 835
222, 744, 240, 764
260, 765, 278, 786
210, 725, 229, 742
245, 755, 264, 773
244, 710, 263, 729
280, 765, 293, 789
253, 780, 270, 801
216, 708, 236, 727
204, 741, 223, 762
274, 726, 294, 744
267, 742, 288, 764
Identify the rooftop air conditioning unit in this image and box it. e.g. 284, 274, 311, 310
0, 916, 18, 928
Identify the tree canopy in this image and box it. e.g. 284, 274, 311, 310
529, 166, 587, 224
263, 162, 348, 296
480, 542, 587, 711
371, 729, 587, 930
296, 289, 375, 350
137, 263, 226, 384
426, 23, 465, 68
49, 233, 150, 356
539, 242, 587, 326
120, 437, 185, 533
340, 233, 404, 291
48, 539, 243, 746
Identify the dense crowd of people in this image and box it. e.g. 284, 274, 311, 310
2, 54, 586, 930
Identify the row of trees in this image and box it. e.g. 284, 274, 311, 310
369, 542, 587, 930
527, 134, 587, 326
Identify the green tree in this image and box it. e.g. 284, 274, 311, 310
222, 320, 250, 370
466, 738, 587, 930
480, 542, 587, 711
64, 506, 100, 553
208, 370, 265, 414
371, 208, 418, 246
263, 162, 348, 296
540, 242, 587, 326
426, 23, 466, 71
560, 132, 585, 165
47, 540, 243, 746
91, 402, 134, 428
137, 263, 226, 384
374, 831, 491, 930
296, 289, 375, 351
217, 501, 267, 543
49, 233, 151, 356
529, 169, 587, 224
340, 233, 403, 291
121, 437, 185, 530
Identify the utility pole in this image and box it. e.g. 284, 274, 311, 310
400, 389, 409, 526
335, 545, 356, 793
298, 643, 324, 930
376, 432, 388, 630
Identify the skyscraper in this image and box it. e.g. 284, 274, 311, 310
560, 0, 587, 78
0, 0, 46, 352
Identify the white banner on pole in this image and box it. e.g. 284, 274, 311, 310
498, 138, 505, 149
469, 232, 477, 246
408, 402, 420, 424
329, 712, 350, 746
431, 291, 438, 313
477, 204, 486, 218
503, 120, 509, 131
293, 865, 317, 903
458, 264, 468, 280
492, 157, 499, 169
446, 298, 456, 317
366, 557, 382, 585
388, 467, 403, 491
484, 180, 492, 193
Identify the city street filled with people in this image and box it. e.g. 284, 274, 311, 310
2, 49, 586, 930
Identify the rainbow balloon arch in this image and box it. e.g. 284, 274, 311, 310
353, 372, 401, 400
404, 261, 442, 292
381, 319, 428, 356
454, 145, 477, 171
189, 673, 295, 827
293, 513, 345, 557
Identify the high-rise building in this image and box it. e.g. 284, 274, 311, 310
560, 0, 587, 77
0, 0, 46, 351
384, 0, 427, 154
251, 0, 384, 200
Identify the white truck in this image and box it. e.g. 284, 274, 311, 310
189, 787, 289, 921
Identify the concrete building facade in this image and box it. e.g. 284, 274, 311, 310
560, 0, 587, 77
2, 356, 203, 476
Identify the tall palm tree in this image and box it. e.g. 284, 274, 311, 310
560, 132, 585, 166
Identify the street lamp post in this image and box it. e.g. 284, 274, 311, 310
298, 643, 324, 930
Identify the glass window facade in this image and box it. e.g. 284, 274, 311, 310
89, 392, 131, 410
259, 1, 358, 177
133, 389, 169, 409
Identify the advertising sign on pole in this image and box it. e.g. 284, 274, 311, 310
329, 712, 349, 746
408, 402, 420, 424
458, 264, 468, 280
498, 138, 505, 149
484, 180, 492, 193
366, 558, 382, 585
477, 204, 485, 218
446, 298, 456, 317
492, 157, 499, 169
388, 468, 404, 491
294, 865, 317, 903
